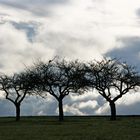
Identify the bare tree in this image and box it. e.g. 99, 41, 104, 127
28, 59, 87, 121
0, 71, 33, 121
87, 58, 140, 120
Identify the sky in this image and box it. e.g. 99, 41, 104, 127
0, 0, 140, 116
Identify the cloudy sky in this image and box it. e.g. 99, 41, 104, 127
0, 0, 140, 116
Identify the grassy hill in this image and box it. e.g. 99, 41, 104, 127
0, 116, 140, 140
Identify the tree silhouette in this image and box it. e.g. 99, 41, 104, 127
0, 71, 33, 121
27, 59, 87, 121
87, 58, 140, 120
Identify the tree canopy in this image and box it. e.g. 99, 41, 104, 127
0, 71, 34, 121
26, 59, 88, 121
86, 58, 140, 120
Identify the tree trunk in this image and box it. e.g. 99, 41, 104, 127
109, 101, 116, 121
58, 99, 64, 121
15, 104, 20, 121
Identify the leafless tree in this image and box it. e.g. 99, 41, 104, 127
27, 59, 87, 121
0, 71, 33, 121
87, 58, 140, 120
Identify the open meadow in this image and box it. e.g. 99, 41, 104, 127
0, 116, 139, 140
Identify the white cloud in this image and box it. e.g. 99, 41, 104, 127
70, 91, 99, 102
63, 105, 85, 115
0, 22, 54, 74
95, 103, 109, 115
117, 92, 140, 106
78, 100, 98, 109
0, 0, 140, 116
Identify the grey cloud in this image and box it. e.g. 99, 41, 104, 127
0, 21, 54, 74
40, 32, 103, 60
21, 96, 58, 116
117, 102, 140, 115
0, 0, 70, 16
0, 13, 9, 16
0, 0, 68, 6
0, 99, 14, 116
136, 8, 140, 17
135, 8, 140, 25
105, 37, 140, 70
11, 21, 40, 42
1, 92, 140, 116
0, 96, 58, 116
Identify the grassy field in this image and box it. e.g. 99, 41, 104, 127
0, 116, 140, 140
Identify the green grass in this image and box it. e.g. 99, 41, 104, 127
0, 116, 140, 140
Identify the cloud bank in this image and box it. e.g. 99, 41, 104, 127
0, 0, 140, 116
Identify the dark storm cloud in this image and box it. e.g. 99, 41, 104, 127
105, 37, 140, 70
